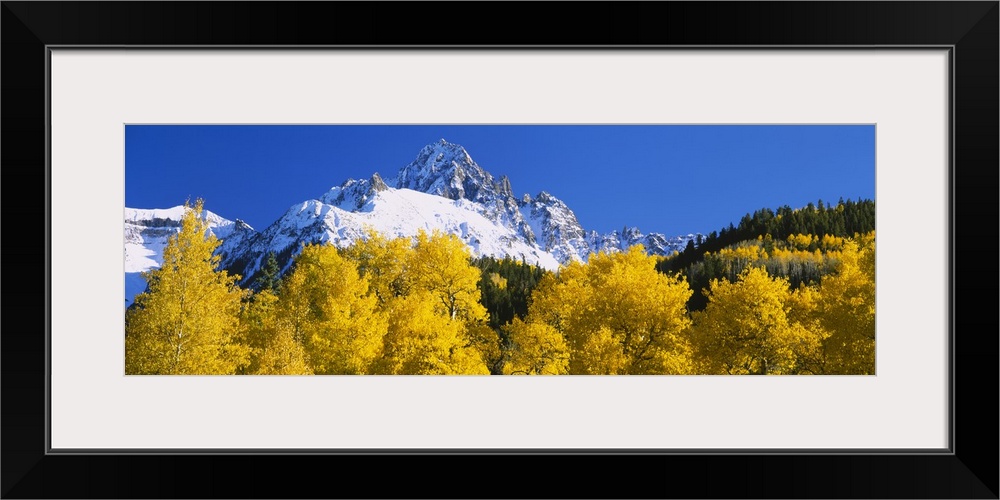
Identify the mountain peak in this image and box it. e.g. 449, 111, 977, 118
393, 139, 497, 203
127, 139, 705, 307
233, 219, 255, 232
535, 191, 560, 204
320, 174, 387, 211
370, 172, 388, 192
418, 138, 468, 157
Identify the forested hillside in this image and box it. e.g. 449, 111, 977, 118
126, 198, 875, 376
657, 198, 875, 310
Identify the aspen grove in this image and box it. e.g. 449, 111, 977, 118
126, 199, 875, 375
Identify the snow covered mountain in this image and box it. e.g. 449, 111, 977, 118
586, 226, 700, 257
223, 177, 561, 284
124, 206, 255, 307
125, 139, 700, 301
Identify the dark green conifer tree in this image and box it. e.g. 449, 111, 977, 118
255, 251, 282, 293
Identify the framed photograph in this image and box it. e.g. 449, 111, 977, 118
3, 2, 996, 498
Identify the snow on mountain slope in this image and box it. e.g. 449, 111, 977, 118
519, 191, 591, 263
124, 206, 254, 307
585, 227, 697, 257
386, 140, 697, 263
390, 140, 540, 244
227, 184, 561, 285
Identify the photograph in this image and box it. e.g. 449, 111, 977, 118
125, 124, 875, 376
4, 0, 995, 496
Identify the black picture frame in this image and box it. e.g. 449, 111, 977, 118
2, 2, 996, 498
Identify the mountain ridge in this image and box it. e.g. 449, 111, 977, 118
124, 206, 253, 307
124, 139, 700, 300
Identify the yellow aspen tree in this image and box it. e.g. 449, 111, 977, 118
256, 326, 313, 375
526, 245, 695, 375
785, 284, 830, 375
374, 291, 488, 375
692, 266, 824, 375
818, 232, 875, 374
573, 326, 630, 375
277, 243, 386, 374
408, 229, 488, 323
341, 228, 413, 305
407, 229, 493, 373
236, 289, 275, 374
125, 199, 250, 375
504, 318, 569, 375
240, 290, 311, 375
465, 322, 505, 374
343, 230, 491, 374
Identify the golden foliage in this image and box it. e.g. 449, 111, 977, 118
409, 230, 488, 323
126, 201, 874, 377
817, 233, 876, 374
504, 318, 569, 375
125, 199, 250, 374
374, 292, 482, 374
240, 290, 311, 375
692, 266, 828, 375
277, 243, 386, 374
523, 245, 695, 375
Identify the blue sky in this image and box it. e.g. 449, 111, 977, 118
125, 125, 875, 236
